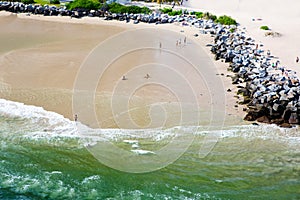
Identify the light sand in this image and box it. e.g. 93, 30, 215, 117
185, 0, 300, 73
0, 11, 246, 128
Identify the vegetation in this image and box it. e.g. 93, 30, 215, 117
107, 3, 151, 14
33, 0, 49, 5
159, 8, 187, 16
215, 15, 237, 25
168, 9, 182, 16
153, 0, 180, 4
190, 11, 203, 18
202, 12, 217, 21
260, 25, 269, 30
66, 0, 101, 10
160, 7, 172, 14
229, 27, 236, 33
50, 0, 60, 4
21, 0, 35, 4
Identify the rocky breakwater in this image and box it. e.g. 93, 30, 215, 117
0, 1, 195, 23
210, 26, 300, 127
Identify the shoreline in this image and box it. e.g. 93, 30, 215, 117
2, 3, 298, 127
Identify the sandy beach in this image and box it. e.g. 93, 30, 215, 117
185, 0, 300, 73
0, 5, 264, 128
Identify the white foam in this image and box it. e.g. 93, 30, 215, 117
0, 99, 299, 147
81, 175, 101, 184
131, 144, 139, 149
123, 140, 139, 144
131, 149, 155, 155
0, 98, 76, 133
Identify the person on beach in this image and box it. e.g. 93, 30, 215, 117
184, 37, 187, 44
159, 42, 162, 49
122, 75, 127, 80
74, 114, 78, 122
144, 74, 150, 79
296, 56, 299, 63
172, 1, 175, 8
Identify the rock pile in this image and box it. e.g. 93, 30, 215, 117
0, 1, 200, 23
210, 25, 300, 127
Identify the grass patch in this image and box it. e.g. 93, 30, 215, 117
21, 0, 35, 4
202, 12, 217, 21
230, 28, 236, 33
215, 15, 237, 25
50, 0, 60, 4
160, 8, 182, 16
107, 3, 151, 14
66, 0, 101, 10
34, 0, 60, 6
160, 7, 172, 14
190, 11, 203, 18
260, 25, 269, 30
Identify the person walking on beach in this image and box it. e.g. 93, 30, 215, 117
296, 56, 299, 63
184, 36, 187, 45
74, 114, 78, 122
172, 1, 175, 8
159, 42, 162, 49
144, 74, 150, 79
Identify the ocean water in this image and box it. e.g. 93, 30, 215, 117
0, 99, 299, 200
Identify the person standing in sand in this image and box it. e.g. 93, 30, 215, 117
296, 56, 299, 63
144, 74, 150, 79
74, 114, 78, 122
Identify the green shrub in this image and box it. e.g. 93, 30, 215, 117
203, 12, 217, 21
107, 3, 151, 14
260, 25, 269, 30
160, 8, 184, 16
50, 0, 60, 4
21, 0, 35, 4
215, 15, 237, 25
160, 7, 172, 14
168, 9, 182, 16
190, 11, 203, 18
230, 28, 236, 33
66, 0, 101, 10
107, 2, 125, 13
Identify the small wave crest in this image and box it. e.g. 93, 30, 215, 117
0, 99, 299, 148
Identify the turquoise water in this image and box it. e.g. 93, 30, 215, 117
0, 99, 299, 199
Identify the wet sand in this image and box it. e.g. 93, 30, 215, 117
0, 12, 246, 128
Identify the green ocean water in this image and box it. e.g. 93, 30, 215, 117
0, 99, 299, 200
